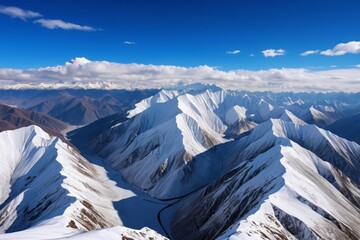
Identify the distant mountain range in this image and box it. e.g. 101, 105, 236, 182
0, 103, 67, 136
1, 84, 360, 239
0, 89, 159, 125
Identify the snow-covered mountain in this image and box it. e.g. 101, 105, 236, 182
327, 111, 360, 144
69, 84, 360, 239
2, 84, 360, 239
76, 86, 355, 197
0, 125, 167, 239
170, 119, 360, 239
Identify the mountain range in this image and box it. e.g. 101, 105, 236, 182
1, 84, 360, 239
0, 89, 158, 126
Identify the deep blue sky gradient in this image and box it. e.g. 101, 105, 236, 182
0, 0, 359, 70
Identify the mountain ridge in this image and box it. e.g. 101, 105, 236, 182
2, 85, 360, 239
0, 125, 167, 239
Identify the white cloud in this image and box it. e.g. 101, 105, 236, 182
0, 57, 360, 92
356, 64, 360, 68
330, 65, 337, 68
226, 50, 241, 55
249, 54, 255, 57
0, 5, 98, 31
124, 41, 136, 45
0, 5, 41, 20
262, 49, 285, 57
300, 50, 319, 56
34, 19, 98, 31
320, 41, 360, 56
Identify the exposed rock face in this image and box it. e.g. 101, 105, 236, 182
0, 103, 67, 134
0, 89, 159, 126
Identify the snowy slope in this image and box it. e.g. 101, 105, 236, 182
66, 85, 360, 239
83, 87, 349, 199
87, 90, 232, 198
2, 223, 166, 240
170, 119, 360, 239
0, 126, 166, 239
64, 226, 168, 240
327, 112, 360, 144
3, 86, 360, 240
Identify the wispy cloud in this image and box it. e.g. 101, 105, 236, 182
226, 50, 241, 55
356, 64, 360, 68
124, 41, 136, 45
320, 41, 360, 56
0, 57, 359, 92
300, 50, 319, 56
0, 5, 99, 31
34, 19, 98, 31
0, 5, 41, 20
262, 49, 285, 57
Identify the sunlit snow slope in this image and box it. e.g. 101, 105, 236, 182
71, 84, 360, 239
170, 119, 360, 239
83, 86, 354, 198
0, 126, 166, 240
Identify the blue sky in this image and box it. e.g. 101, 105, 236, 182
0, 0, 360, 70
0, 0, 360, 92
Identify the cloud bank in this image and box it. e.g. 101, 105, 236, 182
0, 5, 41, 20
0, 57, 359, 92
262, 49, 285, 57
